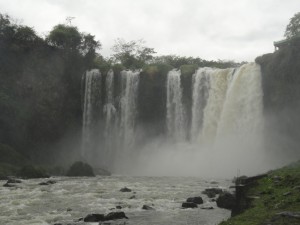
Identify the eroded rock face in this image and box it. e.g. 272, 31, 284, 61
256, 43, 300, 154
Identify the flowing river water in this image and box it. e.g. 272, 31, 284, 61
0, 176, 232, 225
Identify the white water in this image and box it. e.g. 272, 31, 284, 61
134, 63, 266, 177
166, 70, 186, 140
190, 68, 211, 141
82, 69, 101, 160
119, 70, 140, 150
0, 176, 231, 225
103, 69, 116, 166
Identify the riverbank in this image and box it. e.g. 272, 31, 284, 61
219, 161, 300, 225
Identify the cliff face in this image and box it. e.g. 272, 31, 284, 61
256, 40, 300, 152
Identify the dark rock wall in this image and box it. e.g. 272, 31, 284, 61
256, 40, 300, 153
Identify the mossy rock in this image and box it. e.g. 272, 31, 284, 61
142, 63, 174, 77
66, 161, 95, 177
17, 165, 50, 179
112, 64, 126, 74
180, 64, 198, 77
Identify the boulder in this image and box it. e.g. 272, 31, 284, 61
66, 161, 95, 177
186, 197, 203, 204
182, 202, 198, 208
116, 206, 122, 209
83, 213, 105, 222
142, 205, 155, 210
120, 187, 132, 192
216, 192, 236, 209
7, 178, 22, 184
129, 195, 136, 199
39, 180, 56, 185
3, 182, 15, 187
202, 188, 223, 198
104, 212, 128, 220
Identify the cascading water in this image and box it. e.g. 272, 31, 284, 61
200, 68, 234, 143
216, 63, 263, 137
190, 68, 211, 141
82, 63, 265, 176
103, 69, 116, 166
119, 70, 140, 151
166, 70, 186, 141
82, 69, 101, 160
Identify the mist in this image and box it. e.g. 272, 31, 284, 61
81, 63, 299, 178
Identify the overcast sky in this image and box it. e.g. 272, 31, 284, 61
0, 0, 299, 61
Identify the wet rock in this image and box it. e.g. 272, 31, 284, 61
7, 178, 22, 184
104, 212, 128, 220
216, 192, 236, 210
142, 205, 155, 210
202, 188, 223, 198
210, 181, 218, 184
182, 202, 198, 208
116, 206, 122, 209
66, 161, 95, 177
39, 180, 57, 185
201, 206, 214, 210
120, 187, 132, 192
66, 208, 72, 212
3, 182, 15, 187
83, 213, 105, 222
129, 195, 136, 199
186, 197, 203, 204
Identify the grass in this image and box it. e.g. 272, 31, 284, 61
219, 161, 300, 225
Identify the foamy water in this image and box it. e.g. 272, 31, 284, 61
0, 176, 231, 225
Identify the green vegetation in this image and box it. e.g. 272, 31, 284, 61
285, 12, 300, 39
219, 161, 300, 225
17, 165, 49, 179
66, 161, 95, 177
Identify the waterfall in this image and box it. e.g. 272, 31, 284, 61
119, 70, 140, 150
166, 70, 186, 141
189, 63, 263, 144
81, 63, 264, 175
190, 68, 211, 141
82, 69, 101, 159
103, 69, 116, 165
200, 68, 234, 143
216, 63, 263, 137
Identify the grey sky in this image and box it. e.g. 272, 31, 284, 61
0, 0, 299, 61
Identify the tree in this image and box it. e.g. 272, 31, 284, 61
47, 24, 82, 51
111, 38, 156, 69
285, 12, 300, 39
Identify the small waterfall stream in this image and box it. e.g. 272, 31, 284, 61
166, 70, 186, 140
